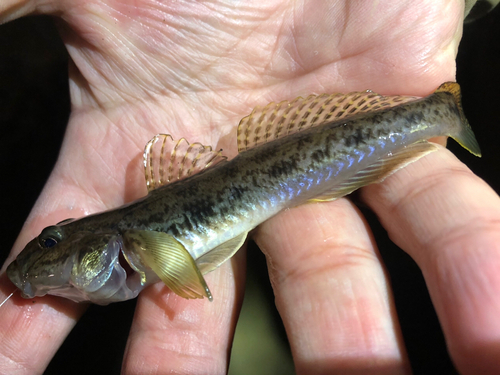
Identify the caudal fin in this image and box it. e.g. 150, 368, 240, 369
435, 82, 482, 157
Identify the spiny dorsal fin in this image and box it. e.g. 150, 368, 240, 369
122, 229, 213, 301
237, 91, 419, 152
144, 134, 227, 192
308, 141, 438, 203
196, 232, 248, 275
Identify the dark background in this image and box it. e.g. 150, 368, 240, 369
0, 7, 499, 374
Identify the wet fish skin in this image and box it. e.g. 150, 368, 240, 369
6, 82, 480, 304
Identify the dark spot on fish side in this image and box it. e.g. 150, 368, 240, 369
266, 159, 299, 179
311, 150, 324, 162
354, 128, 366, 146
406, 112, 424, 125
344, 128, 366, 148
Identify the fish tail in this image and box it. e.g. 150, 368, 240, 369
435, 82, 482, 157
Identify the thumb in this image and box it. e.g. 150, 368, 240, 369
1, 0, 59, 24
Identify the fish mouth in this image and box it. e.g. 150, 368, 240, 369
6, 260, 36, 299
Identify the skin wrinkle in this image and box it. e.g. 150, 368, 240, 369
65, 47, 102, 108
287, 269, 397, 358
426, 216, 500, 261
132, 4, 272, 95
225, 15, 287, 86
378, 167, 493, 252
65, 18, 153, 103
426, 231, 500, 360
127, 311, 229, 371
374, 153, 464, 202
257, 197, 407, 372
0, 354, 29, 374
57, 120, 124, 204
279, 243, 378, 291
433, 235, 500, 311
0, 297, 81, 375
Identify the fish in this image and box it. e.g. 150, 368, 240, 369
5, 82, 481, 305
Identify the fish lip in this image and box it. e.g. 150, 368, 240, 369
6, 260, 22, 290
21, 281, 35, 298
6, 260, 36, 299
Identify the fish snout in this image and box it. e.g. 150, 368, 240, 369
6, 260, 35, 298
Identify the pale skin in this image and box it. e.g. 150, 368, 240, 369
1, 0, 499, 374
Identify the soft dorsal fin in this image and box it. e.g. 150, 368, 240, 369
144, 134, 227, 192
308, 141, 438, 203
237, 91, 419, 152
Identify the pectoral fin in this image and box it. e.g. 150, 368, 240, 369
122, 230, 212, 301
308, 141, 438, 202
196, 232, 248, 275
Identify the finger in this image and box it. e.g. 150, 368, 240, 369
0, 201, 88, 374
255, 199, 411, 375
122, 248, 246, 374
0, 0, 59, 24
360, 146, 500, 375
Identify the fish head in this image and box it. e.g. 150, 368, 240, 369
6, 224, 156, 305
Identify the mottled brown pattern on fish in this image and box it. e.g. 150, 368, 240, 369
30, 99, 461, 254
55, 91, 459, 245
50, 91, 460, 247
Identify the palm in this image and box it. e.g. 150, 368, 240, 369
6, 1, 496, 374
51, 0, 460, 210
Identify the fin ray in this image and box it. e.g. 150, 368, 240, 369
435, 82, 481, 157
237, 91, 419, 152
144, 134, 227, 192
308, 142, 438, 203
196, 232, 248, 275
122, 230, 212, 301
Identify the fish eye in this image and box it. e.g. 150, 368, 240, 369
41, 237, 58, 248
38, 226, 64, 249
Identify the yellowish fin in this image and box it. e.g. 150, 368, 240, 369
122, 230, 212, 301
196, 232, 248, 275
308, 141, 438, 202
237, 91, 419, 152
144, 134, 227, 192
435, 82, 482, 157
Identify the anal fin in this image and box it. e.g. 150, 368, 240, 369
122, 229, 212, 301
308, 141, 438, 203
196, 232, 248, 275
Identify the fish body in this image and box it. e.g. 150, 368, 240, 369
6, 82, 481, 304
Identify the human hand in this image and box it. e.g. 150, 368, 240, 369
2, 1, 499, 374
